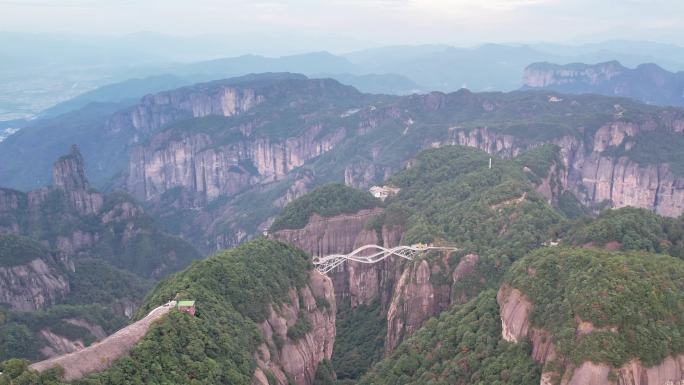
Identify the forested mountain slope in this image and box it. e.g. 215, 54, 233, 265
2, 146, 684, 385
499, 247, 684, 385
3, 239, 336, 385
4, 75, 684, 255
0, 146, 201, 362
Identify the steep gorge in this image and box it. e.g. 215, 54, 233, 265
272, 205, 487, 360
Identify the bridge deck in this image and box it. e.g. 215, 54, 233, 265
312, 244, 458, 274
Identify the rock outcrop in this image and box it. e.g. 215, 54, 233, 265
0, 257, 70, 311
51, 144, 104, 216
39, 319, 107, 358
53, 145, 90, 191
497, 284, 684, 385
253, 271, 337, 385
497, 285, 556, 364
0, 146, 201, 279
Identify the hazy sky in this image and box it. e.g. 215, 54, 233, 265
2, 0, 684, 52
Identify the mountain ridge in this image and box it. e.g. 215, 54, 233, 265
523, 60, 684, 107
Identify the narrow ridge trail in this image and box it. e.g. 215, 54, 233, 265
30, 301, 177, 381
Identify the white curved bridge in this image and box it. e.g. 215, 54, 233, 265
312, 244, 459, 274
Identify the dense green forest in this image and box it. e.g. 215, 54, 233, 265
0, 235, 51, 267
332, 300, 387, 383
506, 247, 684, 367
359, 291, 541, 385
64, 258, 151, 307
270, 183, 380, 231
563, 207, 684, 258
379, 146, 562, 259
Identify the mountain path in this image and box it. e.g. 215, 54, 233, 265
29, 301, 176, 381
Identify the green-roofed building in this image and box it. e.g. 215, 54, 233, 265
176, 300, 196, 315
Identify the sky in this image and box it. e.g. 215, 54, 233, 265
1, 0, 684, 53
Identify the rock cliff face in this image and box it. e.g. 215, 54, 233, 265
497, 284, 684, 385
107, 85, 265, 135
449, 119, 684, 217
273, 208, 403, 308
126, 123, 343, 203
384, 258, 450, 354
524, 61, 625, 89
111, 76, 374, 251
106, 77, 684, 254
0, 256, 70, 311
523, 61, 684, 107
253, 271, 337, 385
39, 319, 107, 358
384, 253, 480, 354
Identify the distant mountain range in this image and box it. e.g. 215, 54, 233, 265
4, 37, 684, 121
523, 60, 684, 107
